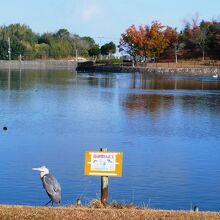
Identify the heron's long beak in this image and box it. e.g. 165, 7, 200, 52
32, 168, 41, 171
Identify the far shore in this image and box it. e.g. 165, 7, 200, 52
0, 205, 220, 220
76, 64, 220, 75
0, 60, 219, 76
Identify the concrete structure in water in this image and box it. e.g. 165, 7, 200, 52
76, 64, 220, 76
0, 60, 77, 70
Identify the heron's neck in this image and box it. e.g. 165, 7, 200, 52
40, 170, 49, 178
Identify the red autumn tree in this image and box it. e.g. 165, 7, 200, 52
164, 26, 179, 62
146, 21, 169, 58
119, 25, 141, 64
119, 21, 175, 64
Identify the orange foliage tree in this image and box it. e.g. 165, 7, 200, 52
119, 25, 141, 64
164, 26, 179, 62
119, 21, 178, 64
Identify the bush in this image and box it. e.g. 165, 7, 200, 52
96, 59, 123, 65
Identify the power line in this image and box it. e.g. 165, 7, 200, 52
95, 36, 120, 40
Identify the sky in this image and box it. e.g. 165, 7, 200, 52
0, 0, 219, 46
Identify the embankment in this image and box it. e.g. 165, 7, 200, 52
0, 205, 220, 220
0, 60, 77, 70
1, 61, 219, 75
76, 65, 220, 75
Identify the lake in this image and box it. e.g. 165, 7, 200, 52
0, 69, 220, 211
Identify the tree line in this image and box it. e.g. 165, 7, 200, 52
0, 24, 116, 60
119, 18, 220, 64
1, 19, 220, 63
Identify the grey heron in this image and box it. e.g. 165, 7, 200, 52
32, 166, 61, 206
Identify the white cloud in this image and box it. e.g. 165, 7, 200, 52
82, 4, 100, 21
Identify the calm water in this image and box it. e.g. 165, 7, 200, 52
0, 69, 220, 211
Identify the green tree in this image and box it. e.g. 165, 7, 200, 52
11, 39, 26, 60
0, 40, 8, 59
49, 40, 72, 58
81, 36, 95, 46
101, 42, 116, 57
55, 29, 70, 39
208, 21, 220, 59
88, 44, 100, 57
0, 23, 37, 59
34, 43, 50, 59
0, 23, 99, 59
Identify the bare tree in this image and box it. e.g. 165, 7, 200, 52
192, 20, 209, 61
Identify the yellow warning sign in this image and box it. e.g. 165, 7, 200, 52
84, 151, 123, 177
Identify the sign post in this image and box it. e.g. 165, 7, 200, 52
84, 148, 123, 205
100, 148, 108, 205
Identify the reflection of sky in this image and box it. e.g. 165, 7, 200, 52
0, 70, 219, 210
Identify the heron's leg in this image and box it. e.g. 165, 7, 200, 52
45, 199, 52, 206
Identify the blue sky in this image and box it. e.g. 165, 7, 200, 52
0, 0, 219, 45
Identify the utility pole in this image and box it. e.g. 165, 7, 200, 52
74, 41, 78, 64
76, 48, 78, 63
174, 43, 178, 64
8, 37, 11, 61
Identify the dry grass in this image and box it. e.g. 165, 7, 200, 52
0, 204, 220, 220
88, 199, 136, 209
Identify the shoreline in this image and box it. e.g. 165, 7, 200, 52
76, 64, 220, 76
0, 60, 219, 76
0, 60, 220, 75
0, 205, 220, 220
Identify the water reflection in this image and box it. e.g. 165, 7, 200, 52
0, 69, 77, 91
1, 70, 220, 91
122, 94, 175, 115
0, 70, 219, 210
78, 73, 114, 88
130, 73, 220, 90
122, 93, 220, 117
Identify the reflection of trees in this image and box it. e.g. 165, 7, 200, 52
122, 73, 220, 115
0, 70, 116, 91
122, 94, 174, 114
181, 95, 220, 114
85, 73, 114, 88
130, 73, 220, 90
123, 90, 219, 116
0, 69, 76, 90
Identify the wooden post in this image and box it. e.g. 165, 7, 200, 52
76, 198, 81, 207
100, 148, 108, 206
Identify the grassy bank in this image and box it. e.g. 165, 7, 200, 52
137, 60, 220, 69
0, 205, 220, 220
